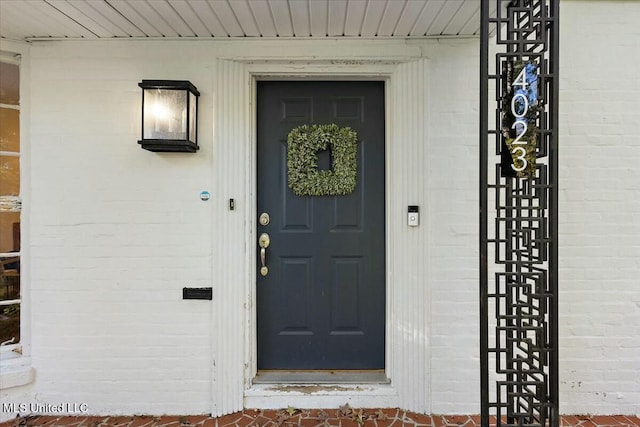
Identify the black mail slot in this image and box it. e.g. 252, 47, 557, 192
182, 287, 212, 300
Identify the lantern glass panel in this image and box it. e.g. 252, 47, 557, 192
189, 91, 197, 143
143, 89, 187, 140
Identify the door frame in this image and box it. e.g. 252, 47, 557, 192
248, 73, 392, 366
245, 72, 392, 382
211, 57, 433, 411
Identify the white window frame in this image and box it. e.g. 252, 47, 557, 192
0, 41, 34, 389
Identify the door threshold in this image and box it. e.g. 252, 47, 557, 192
253, 370, 389, 384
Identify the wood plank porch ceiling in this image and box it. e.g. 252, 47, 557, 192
0, 0, 487, 42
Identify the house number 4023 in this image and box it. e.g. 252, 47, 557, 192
510, 65, 533, 173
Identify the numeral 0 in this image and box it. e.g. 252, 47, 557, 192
511, 93, 529, 118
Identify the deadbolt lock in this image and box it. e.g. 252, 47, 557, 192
259, 212, 270, 226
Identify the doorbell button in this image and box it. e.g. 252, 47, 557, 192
408, 205, 419, 227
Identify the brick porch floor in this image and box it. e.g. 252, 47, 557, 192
1, 409, 639, 427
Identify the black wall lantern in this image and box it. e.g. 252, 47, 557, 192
138, 80, 200, 152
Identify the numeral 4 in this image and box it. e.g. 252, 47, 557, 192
512, 67, 528, 89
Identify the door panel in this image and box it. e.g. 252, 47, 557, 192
257, 81, 385, 370
330, 257, 364, 334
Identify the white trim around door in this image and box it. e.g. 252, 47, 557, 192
210, 58, 432, 415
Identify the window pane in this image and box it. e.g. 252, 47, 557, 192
0, 303, 20, 345
1, 256, 19, 297
0, 255, 20, 345
0, 156, 20, 196
0, 107, 20, 152
0, 59, 20, 347
0, 62, 19, 105
0, 212, 20, 253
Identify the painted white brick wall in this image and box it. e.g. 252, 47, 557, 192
430, 0, 640, 415
4, 42, 220, 417
558, 0, 640, 415
1, 0, 639, 418
426, 40, 481, 415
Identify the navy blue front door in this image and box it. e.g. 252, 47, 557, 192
257, 81, 385, 369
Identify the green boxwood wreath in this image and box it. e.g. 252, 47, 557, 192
287, 124, 358, 196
